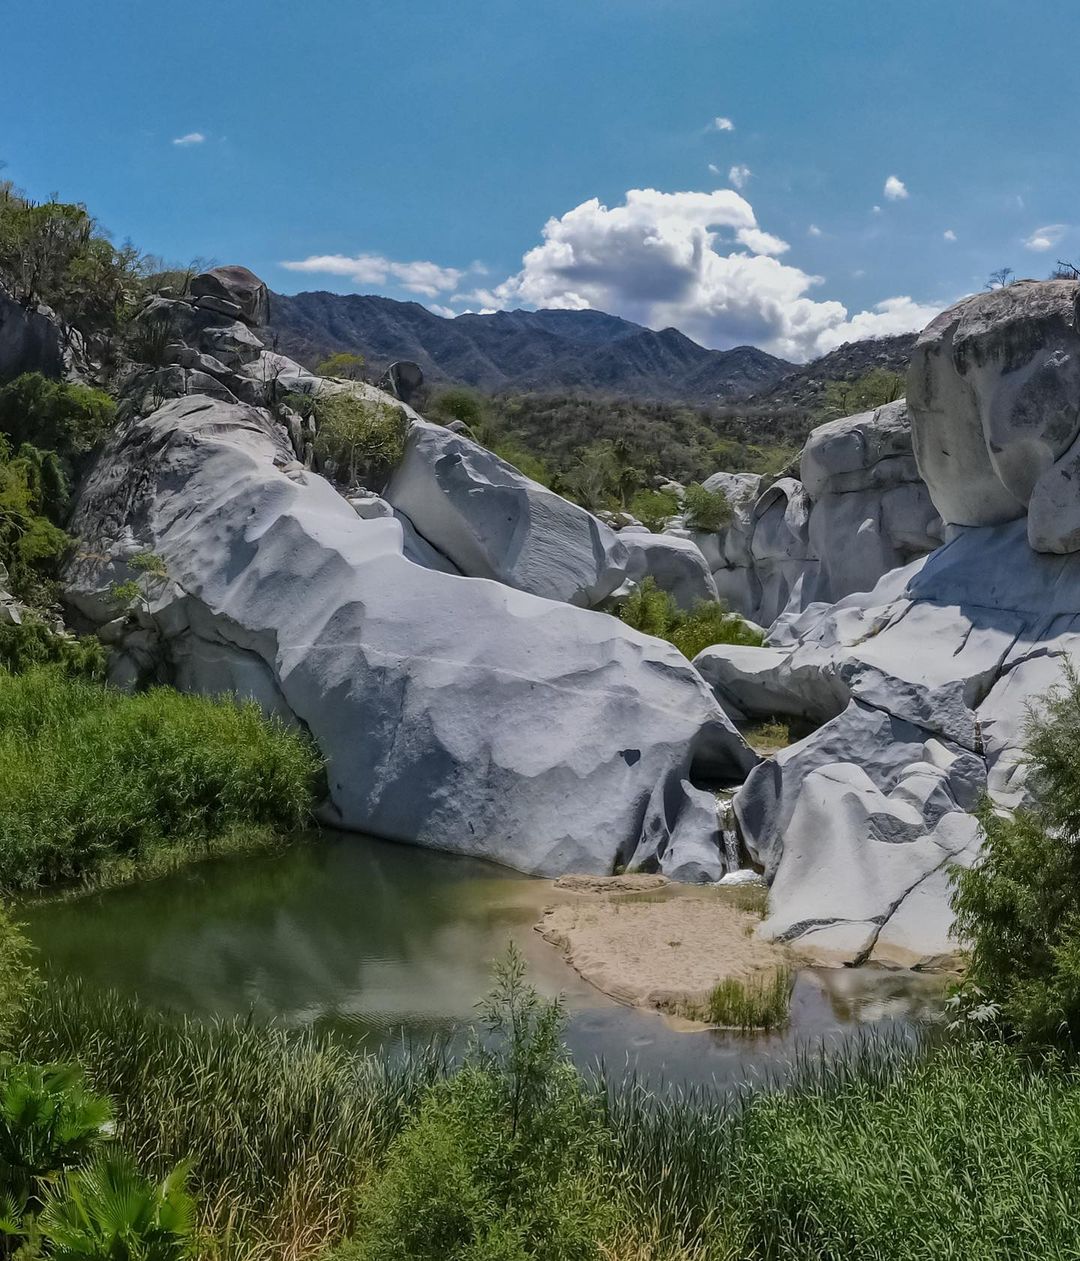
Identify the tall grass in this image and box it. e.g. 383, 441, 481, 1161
16, 979, 448, 1260
704, 966, 793, 1033
0, 669, 322, 890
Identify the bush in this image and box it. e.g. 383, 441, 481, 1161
344, 946, 611, 1261
817, 368, 905, 422
316, 352, 366, 381
626, 488, 679, 532
0, 908, 36, 1045
0, 621, 107, 680
312, 391, 409, 487
681, 481, 732, 532
705, 967, 793, 1032
617, 578, 762, 659
0, 374, 116, 471
951, 662, 1080, 1046
0, 669, 322, 890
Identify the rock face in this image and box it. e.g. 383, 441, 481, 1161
908, 279, 1080, 551
65, 385, 755, 878
686, 406, 941, 628
0, 286, 70, 381
802, 400, 943, 603
385, 420, 631, 607
189, 266, 270, 328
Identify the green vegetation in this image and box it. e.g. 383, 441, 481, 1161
308, 390, 409, 487
681, 481, 732, 531
742, 719, 794, 755
0, 621, 106, 682
0, 185, 141, 337
0, 909, 36, 1043
0, 668, 321, 892
626, 488, 678, 531
19, 958, 1080, 1260
952, 662, 1080, 1047
817, 367, 905, 422
617, 578, 763, 659
110, 550, 168, 614
316, 351, 367, 380
704, 967, 793, 1032
0, 374, 115, 475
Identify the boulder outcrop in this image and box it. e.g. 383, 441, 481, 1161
63, 342, 757, 877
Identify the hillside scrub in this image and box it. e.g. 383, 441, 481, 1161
0, 374, 116, 476
617, 578, 763, 659
952, 661, 1080, 1047
0, 669, 321, 891
308, 391, 409, 487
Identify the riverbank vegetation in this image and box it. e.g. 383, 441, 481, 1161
0, 668, 321, 892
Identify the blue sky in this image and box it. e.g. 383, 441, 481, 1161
3, 0, 1076, 361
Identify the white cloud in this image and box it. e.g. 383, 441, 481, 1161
461, 187, 941, 362
172, 132, 205, 146
708, 163, 722, 175
807, 224, 822, 237
710, 116, 735, 131
943, 229, 957, 242
1024, 223, 1068, 252
281, 252, 464, 297
872, 205, 882, 214
883, 175, 908, 201
425, 303, 459, 319
728, 164, 751, 191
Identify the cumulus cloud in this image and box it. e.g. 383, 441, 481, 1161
1024, 223, 1068, 252
883, 175, 909, 201
281, 252, 464, 297
943, 229, 957, 242
172, 132, 205, 146
728, 164, 751, 191
710, 116, 735, 131
460, 187, 941, 361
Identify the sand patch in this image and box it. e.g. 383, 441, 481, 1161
535, 881, 790, 1023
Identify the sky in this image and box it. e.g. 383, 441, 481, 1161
3, 0, 1078, 363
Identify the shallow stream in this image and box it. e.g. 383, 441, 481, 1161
22, 832, 947, 1089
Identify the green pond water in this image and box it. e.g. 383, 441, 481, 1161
22, 832, 947, 1089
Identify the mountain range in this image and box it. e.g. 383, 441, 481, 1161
263, 292, 797, 403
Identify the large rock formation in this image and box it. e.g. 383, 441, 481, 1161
384, 420, 630, 607
695, 281, 1080, 966
63, 268, 757, 880
681, 403, 942, 628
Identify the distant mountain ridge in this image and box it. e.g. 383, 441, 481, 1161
264, 291, 796, 403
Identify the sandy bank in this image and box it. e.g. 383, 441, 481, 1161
535, 874, 790, 1023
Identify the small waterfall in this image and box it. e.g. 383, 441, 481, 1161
722, 827, 741, 873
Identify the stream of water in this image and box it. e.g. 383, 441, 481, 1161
21, 831, 947, 1090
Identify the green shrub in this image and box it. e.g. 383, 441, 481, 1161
626, 489, 679, 532
316, 352, 366, 381
16, 980, 446, 1255
817, 367, 905, 422
0, 621, 107, 680
0, 909, 36, 1045
617, 578, 762, 659
313, 391, 409, 486
681, 482, 732, 532
345, 946, 611, 1261
491, 440, 553, 487
39, 1152, 194, 1261
0, 374, 115, 472
951, 662, 1080, 1046
0, 669, 322, 890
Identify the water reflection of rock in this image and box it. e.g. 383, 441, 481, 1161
809, 967, 948, 1025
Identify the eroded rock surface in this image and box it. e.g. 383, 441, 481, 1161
65, 391, 755, 877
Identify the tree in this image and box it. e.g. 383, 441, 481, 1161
817, 368, 906, 421
111, 552, 168, 615
312, 391, 408, 487
0, 374, 115, 474
986, 266, 1015, 290
314, 351, 366, 381
1050, 260, 1080, 281
952, 662, 1080, 1046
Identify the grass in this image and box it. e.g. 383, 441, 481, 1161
16, 970, 1080, 1261
0, 668, 322, 892
703, 966, 794, 1033
15, 979, 448, 1261
741, 719, 793, 755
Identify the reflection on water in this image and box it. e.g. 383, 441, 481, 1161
21, 832, 947, 1089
